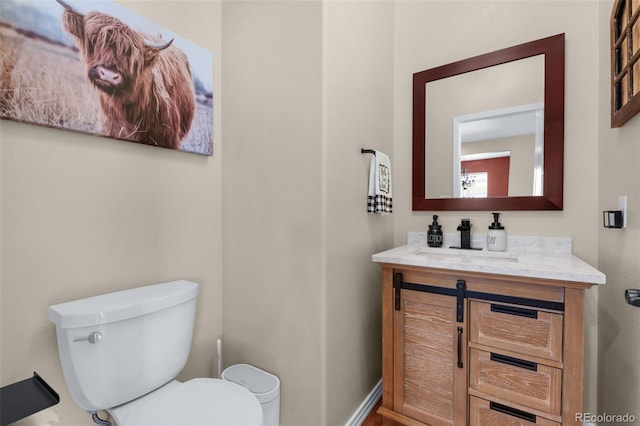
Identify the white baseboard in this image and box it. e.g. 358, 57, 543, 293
344, 379, 382, 426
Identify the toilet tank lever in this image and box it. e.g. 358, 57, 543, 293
73, 332, 102, 344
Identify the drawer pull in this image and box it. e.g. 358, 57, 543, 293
490, 303, 538, 319
490, 352, 538, 371
489, 401, 537, 423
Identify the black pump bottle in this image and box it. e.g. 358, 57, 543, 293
427, 215, 443, 247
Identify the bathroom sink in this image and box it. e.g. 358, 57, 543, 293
413, 246, 518, 261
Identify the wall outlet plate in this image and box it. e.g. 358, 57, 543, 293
619, 196, 628, 228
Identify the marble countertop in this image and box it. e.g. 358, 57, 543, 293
372, 238, 606, 285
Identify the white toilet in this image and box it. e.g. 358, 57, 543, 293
48, 280, 263, 426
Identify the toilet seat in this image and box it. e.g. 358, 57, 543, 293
110, 378, 263, 426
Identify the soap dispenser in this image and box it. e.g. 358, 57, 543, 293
427, 214, 443, 247
487, 212, 507, 251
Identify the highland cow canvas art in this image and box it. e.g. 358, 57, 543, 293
0, 0, 213, 155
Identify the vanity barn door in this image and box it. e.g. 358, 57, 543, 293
393, 288, 467, 426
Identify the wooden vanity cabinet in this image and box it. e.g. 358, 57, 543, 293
377, 264, 594, 426
390, 287, 467, 425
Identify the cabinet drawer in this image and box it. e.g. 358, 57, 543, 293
470, 301, 563, 361
470, 349, 562, 415
470, 396, 560, 426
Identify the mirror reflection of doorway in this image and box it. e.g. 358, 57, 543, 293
461, 154, 509, 197
453, 103, 543, 198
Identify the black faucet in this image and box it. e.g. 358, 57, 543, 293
457, 219, 472, 249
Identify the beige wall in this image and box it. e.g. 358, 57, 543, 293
597, 1, 640, 422
3, 1, 639, 426
323, 2, 394, 425
393, 0, 601, 412
221, 2, 325, 425
0, 1, 222, 424
221, 1, 394, 424
0, 1, 392, 424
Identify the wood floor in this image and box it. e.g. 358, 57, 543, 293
361, 398, 382, 426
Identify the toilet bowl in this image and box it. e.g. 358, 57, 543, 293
48, 280, 262, 426
109, 379, 261, 426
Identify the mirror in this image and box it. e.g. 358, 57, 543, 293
427, 56, 544, 199
413, 34, 565, 211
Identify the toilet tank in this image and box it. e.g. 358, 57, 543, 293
48, 280, 198, 411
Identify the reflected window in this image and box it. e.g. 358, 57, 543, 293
461, 171, 487, 198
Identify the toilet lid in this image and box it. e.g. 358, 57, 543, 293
123, 379, 263, 426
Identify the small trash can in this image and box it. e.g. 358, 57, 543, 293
222, 364, 280, 426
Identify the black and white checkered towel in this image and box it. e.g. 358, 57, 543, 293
367, 150, 392, 215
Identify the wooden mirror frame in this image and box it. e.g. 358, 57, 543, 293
412, 33, 565, 211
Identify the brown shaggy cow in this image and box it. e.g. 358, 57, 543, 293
57, 0, 195, 150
